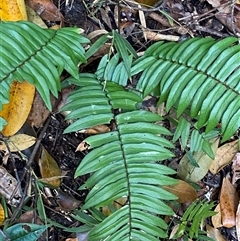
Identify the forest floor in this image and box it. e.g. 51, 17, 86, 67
0, 0, 239, 240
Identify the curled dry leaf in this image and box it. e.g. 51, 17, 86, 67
0, 134, 36, 152
76, 140, 89, 152
210, 140, 239, 175
162, 179, 197, 203
220, 177, 239, 228
38, 147, 61, 188
0, 82, 35, 136
206, 224, 226, 241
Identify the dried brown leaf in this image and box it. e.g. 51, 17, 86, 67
55, 190, 81, 211
236, 202, 240, 240
220, 177, 239, 228
25, 0, 63, 21
28, 92, 58, 128
162, 180, 197, 203
210, 140, 239, 174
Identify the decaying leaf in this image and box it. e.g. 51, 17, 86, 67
27, 91, 57, 128
0, 203, 5, 226
162, 179, 197, 203
25, 0, 63, 21
26, 5, 47, 28
207, 0, 240, 33
55, 190, 81, 211
212, 204, 222, 228
178, 138, 219, 183
0, 81, 35, 136
210, 140, 239, 174
38, 147, 61, 188
206, 224, 226, 241
232, 152, 240, 185
0, 166, 22, 206
220, 177, 239, 228
0, 0, 28, 20
0, 134, 36, 152
18, 210, 42, 224
237, 201, 240, 240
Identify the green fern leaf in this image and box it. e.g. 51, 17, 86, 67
0, 21, 89, 110
62, 73, 178, 240
132, 37, 240, 141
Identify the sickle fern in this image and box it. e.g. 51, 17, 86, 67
62, 73, 178, 240
0, 21, 89, 111
131, 37, 240, 142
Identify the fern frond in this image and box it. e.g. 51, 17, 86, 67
132, 37, 240, 141
62, 73, 178, 240
0, 21, 89, 110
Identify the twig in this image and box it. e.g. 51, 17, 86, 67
10, 117, 51, 223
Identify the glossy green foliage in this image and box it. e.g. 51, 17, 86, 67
174, 199, 216, 240
0, 223, 49, 241
132, 37, 240, 141
62, 73, 178, 240
0, 21, 89, 110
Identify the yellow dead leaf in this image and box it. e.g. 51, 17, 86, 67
162, 180, 197, 203
39, 147, 61, 188
0, 203, 5, 226
0, 81, 35, 136
0, 134, 36, 152
210, 140, 239, 174
206, 224, 226, 241
0, 0, 28, 20
220, 177, 239, 228
212, 204, 222, 228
